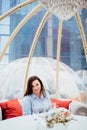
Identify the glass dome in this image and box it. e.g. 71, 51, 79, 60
76, 70, 87, 103
0, 57, 81, 100
0, 0, 87, 103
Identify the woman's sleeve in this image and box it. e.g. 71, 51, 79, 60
46, 91, 50, 100
45, 91, 51, 108
21, 96, 32, 115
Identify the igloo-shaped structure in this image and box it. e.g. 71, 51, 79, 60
0, 57, 81, 100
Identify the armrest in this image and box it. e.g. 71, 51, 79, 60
69, 100, 87, 116
0, 107, 2, 121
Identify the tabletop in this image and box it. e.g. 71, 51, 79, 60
0, 114, 87, 130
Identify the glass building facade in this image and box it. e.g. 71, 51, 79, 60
0, 0, 87, 71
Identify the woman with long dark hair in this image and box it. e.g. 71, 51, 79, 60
21, 76, 50, 115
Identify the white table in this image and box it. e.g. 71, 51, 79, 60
0, 114, 87, 130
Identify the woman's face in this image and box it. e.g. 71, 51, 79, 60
32, 79, 41, 97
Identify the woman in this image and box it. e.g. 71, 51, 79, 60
21, 76, 51, 115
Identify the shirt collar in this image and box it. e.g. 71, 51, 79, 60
31, 93, 44, 99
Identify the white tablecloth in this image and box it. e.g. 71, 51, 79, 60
0, 114, 87, 130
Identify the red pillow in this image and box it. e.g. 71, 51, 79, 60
0, 98, 23, 120
50, 98, 72, 109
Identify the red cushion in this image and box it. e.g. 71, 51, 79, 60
50, 98, 72, 109
0, 98, 23, 120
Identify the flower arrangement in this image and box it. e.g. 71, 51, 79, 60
38, 0, 87, 20
46, 108, 72, 127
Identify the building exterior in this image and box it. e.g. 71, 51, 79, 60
0, 0, 87, 71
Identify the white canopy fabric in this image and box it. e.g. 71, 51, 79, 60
0, 57, 81, 100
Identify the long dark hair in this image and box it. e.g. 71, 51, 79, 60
24, 76, 45, 97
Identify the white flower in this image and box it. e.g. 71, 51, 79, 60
46, 108, 72, 127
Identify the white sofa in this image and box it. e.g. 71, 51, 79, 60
0, 107, 2, 121
69, 100, 87, 116
0, 100, 87, 121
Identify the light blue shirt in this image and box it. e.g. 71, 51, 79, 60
21, 92, 51, 115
